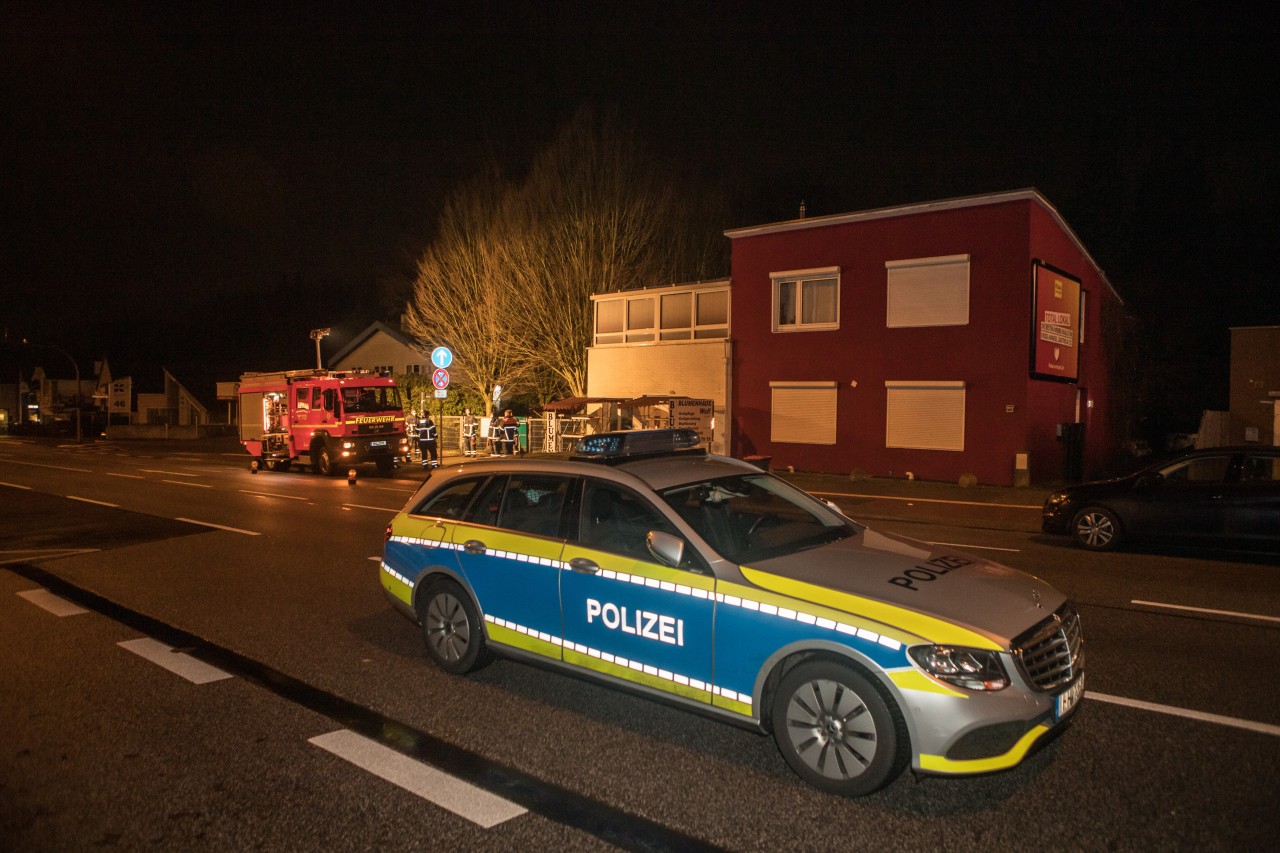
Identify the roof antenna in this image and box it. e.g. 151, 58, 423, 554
799, 200, 806, 219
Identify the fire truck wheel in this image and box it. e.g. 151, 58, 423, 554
263, 458, 292, 473
312, 444, 337, 476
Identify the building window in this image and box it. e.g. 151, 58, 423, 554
406, 364, 423, 375
627, 297, 655, 342
769, 381, 838, 444
885, 381, 965, 451
885, 254, 969, 328
593, 283, 730, 345
772, 268, 839, 332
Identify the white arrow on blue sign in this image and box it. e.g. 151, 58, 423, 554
431, 346, 453, 369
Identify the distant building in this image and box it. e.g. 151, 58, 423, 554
1228, 326, 1280, 446
329, 321, 428, 376
586, 279, 731, 454
725, 189, 1125, 485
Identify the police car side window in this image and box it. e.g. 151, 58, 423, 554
579, 480, 701, 569
414, 477, 485, 519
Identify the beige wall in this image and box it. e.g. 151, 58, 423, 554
332, 334, 427, 374
1229, 326, 1280, 445
587, 339, 732, 454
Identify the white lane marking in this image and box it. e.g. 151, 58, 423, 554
1087, 691, 1280, 738
343, 503, 400, 512
1, 548, 99, 565
106, 472, 145, 479
139, 469, 199, 477
0, 481, 33, 490
18, 589, 89, 616
376, 486, 417, 493
67, 495, 120, 508
0, 459, 92, 473
1131, 599, 1280, 624
239, 489, 308, 501
309, 730, 527, 828
923, 540, 1021, 553
163, 479, 213, 488
810, 489, 1041, 510
175, 517, 261, 536
118, 638, 233, 684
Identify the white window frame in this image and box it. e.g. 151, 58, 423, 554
885, 254, 970, 328
885, 380, 965, 451
769, 380, 838, 445
771, 267, 840, 333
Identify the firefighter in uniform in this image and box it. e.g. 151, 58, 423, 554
488, 414, 505, 456
501, 409, 519, 457
461, 409, 478, 457
418, 412, 439, 467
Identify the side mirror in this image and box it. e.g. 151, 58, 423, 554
646, 530, 685, 568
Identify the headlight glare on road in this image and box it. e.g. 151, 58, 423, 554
909, 645, 1009, 690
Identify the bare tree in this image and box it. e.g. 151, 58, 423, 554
404, 173, 535, 417
502, 109, 726, 396
406, 110, 728, 405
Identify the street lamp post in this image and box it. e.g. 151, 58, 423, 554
310, 328, 331, 371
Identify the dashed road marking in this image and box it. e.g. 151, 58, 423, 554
343, 503, 400, 512
18, 588, 89, 616
175, 517, 260, 535
118, 638, 234, 684
1088, 691, 1280, 738
1131, 599, 1280, 624
163, 479, 213, 488
309, 730, 527, 828
67, 495, 120, 508
239, 489, 308, 501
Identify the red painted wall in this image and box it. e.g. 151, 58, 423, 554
730, 196, 1121, 485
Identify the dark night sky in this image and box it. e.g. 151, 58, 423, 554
3, 2, 1276, 429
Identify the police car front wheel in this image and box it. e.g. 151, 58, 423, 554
420, 579, 491, 675
771, 660, 907, 796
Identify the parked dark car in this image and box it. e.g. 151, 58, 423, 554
1042, 447, 1280, 551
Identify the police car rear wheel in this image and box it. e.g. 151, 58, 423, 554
420, 580, 490, 675
771, 661, 906, 796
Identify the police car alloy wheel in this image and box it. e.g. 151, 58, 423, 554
771, 660, 907, 796
1072, 506, 1121, 551
421, 579, 491, 675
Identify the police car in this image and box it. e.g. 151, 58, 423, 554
380, 429, 1084, 795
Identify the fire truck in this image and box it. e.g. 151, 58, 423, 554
237, 369, 410, 475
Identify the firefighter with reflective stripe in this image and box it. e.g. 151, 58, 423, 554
501, 409, 519, 456
417, 412, 438, 467
488, 415, 505, 455
461, 409, 478, 457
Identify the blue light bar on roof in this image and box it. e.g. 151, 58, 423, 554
571, 429, 703, 461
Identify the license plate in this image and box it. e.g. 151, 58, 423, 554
370, 440, 387, 448
1055, 674, 1086, 720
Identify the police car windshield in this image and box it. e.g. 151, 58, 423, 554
658, 473, 858, 564
341, 386, 401, 414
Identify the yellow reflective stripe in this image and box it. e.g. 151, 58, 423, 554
485, 619, 562, 659
379, 564, 412, 606
564, 649, 711, 703
712, 694, 753, 717
561, 544, 718, 593
715, 578, 914, 650
888, 668, 966, 698
738, 566, 1000, 650
918, 724, 1051, 774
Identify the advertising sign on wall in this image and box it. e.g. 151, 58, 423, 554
1030, 262, 1081, 383
671, 398, 715, 444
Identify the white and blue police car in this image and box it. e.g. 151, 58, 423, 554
381, 429, 1084, 795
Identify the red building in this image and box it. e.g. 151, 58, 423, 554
726, 189, 1123, 486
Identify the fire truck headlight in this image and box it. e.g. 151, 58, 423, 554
342, 441, 355, 450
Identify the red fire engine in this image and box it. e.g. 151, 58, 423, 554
237, 369, 409, 475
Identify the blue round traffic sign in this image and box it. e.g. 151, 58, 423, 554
431, 347, 453, 369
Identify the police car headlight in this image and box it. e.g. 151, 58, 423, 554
909, 645, 1009, 691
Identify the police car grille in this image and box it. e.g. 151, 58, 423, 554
1014, 602, 1083, 692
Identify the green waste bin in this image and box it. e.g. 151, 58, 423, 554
517, 417, 528, 453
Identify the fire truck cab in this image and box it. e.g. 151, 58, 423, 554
237, 369, 409, 475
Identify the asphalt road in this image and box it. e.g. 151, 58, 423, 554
2, 436, 1278, 851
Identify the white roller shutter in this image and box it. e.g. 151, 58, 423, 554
770, 381, 837, 445
886, 254, 970, 328
885, 381, 965, 451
